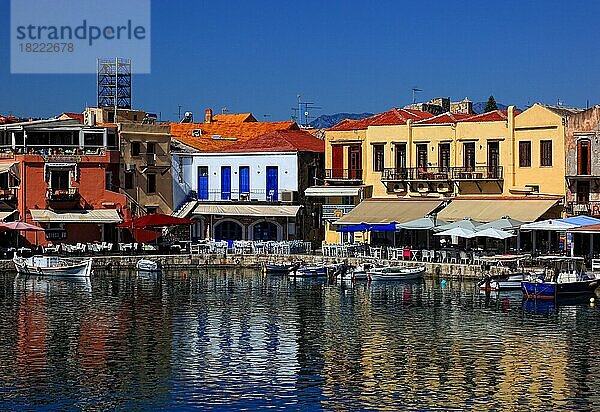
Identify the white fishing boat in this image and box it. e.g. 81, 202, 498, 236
136, 259, 161, 273
340, 263, 369, 281
13, 256, 92, 277
478, 254, 532, 291
367, 265, 425, 281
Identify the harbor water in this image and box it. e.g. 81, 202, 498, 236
0, 268, 599, 410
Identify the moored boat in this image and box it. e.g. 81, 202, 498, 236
367, 265, 425, 281
136, 259, 161, 273
13, 256, 93, 277
521, 256, 600, 299
340, 263, 370, 281
263, 262, 299, 275
292, 264, 327, 278
478, 254, 533, 291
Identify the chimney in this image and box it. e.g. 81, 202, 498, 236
205, 108, 213, 123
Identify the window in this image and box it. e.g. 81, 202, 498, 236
463, 142, 475, 170
416, 144, 428, 169
50, 170, 70, 189
145, 206, 158, 215
373, 144, 384, 172
124, 172, 134, 189
439, 144, 450, 172
107, 132, 117, 149
342, 196, 354, 205
395, 144, 406, 170
578, 139, 591, 175
0, 173, 8, 189
540, 140, 552, 167
105, 171, 113, 190
519, 141, 531, 167
147, 173, 157, 194
147, 142, 156, 154
131, 141, 141, 157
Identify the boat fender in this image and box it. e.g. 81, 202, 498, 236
182, 272, 186, 280
441, 279, 447, 288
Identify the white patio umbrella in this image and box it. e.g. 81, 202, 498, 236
473, 227, 515, 240
434, 227, 476, 238
434, 218, 482, 232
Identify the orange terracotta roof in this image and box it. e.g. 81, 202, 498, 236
170, 121, 298, 152
416, 112, 475, 124
212, 113, 256, 123
229, 130, 324, 153
328, 108, 433, 131
59, 112, 84, 122
459, 109, 521, 122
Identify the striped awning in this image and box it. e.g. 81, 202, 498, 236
29, 209, 122, 224
193, 204, 300, 218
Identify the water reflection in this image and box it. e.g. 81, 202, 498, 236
0, 269, 598, 410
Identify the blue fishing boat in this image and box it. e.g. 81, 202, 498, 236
521, 256, 600, 299
293, 265, 327, 278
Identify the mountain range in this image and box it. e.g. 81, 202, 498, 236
309, 102, 509, 129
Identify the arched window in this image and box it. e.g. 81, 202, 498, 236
214, 220, 243, 241
252, 221, 278, 241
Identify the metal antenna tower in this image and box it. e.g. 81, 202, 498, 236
97, 58, 132, 121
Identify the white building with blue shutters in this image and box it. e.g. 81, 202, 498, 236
171, 129, 324, 243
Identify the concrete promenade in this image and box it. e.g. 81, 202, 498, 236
0, 253, 510, 280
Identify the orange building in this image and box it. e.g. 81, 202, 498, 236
0, 118, 127, 246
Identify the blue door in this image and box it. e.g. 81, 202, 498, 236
198, 166, 209, 200
239, 166, 250, 194
221, 166, 231, 200
266, 166, 278, 201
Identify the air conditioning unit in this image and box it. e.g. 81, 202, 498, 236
436, 183, 451, 193
416, 183, 429, 193
392, 183, 406, 193
281, 190, 297, 203
192, 129, 202, 137
125, 163, 136, 171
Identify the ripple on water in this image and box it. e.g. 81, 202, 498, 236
0, 270, 598, 410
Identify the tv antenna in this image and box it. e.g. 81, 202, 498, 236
412, 87, 423, 104
293, 94, 321, 128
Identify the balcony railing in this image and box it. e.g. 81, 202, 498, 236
196, 189, 295, 203
381, 166, 503, 181
0, 188, 17, 201
324, 169, 363, 181
46, 187, 79, 201
452, 166, 503, 180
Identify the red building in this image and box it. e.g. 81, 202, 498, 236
0, 118, 128, 245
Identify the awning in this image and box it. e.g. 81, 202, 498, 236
437, 198, 560, 223
0, 210, 17, 221
30, 209, 122, 224
193, 204, 301, 218
0, 162, 17, 174
569, 224, 600, 234
520, 219, 576, 231
334, 199, 443, 225
305, 186, 364, 197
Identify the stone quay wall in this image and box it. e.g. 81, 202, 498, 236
0, 253, 514, 280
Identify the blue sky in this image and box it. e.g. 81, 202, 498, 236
1, 0, 600, 121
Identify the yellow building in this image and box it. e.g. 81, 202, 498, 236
307, 104, 571, 244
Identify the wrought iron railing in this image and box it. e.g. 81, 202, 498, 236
381, 166, 503, 181
324, 169, 363, 181
46, 187, 79, 201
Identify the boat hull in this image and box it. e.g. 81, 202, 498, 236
136, 259, 161, 272
264, 263, 298, 274
14, 257, 92, 278
292, 266, 327, 278
522, 279, 600, 299
368, 267, 425, 281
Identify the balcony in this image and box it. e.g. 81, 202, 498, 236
452, 166, 503, 180
381, 166, 503, 182
567, 201, 600, 217
0, 188, 17, 202
322, 204, 356, 222
46, 187, 79, 201
324, 169, 363, 183
196, 189, 296, 203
